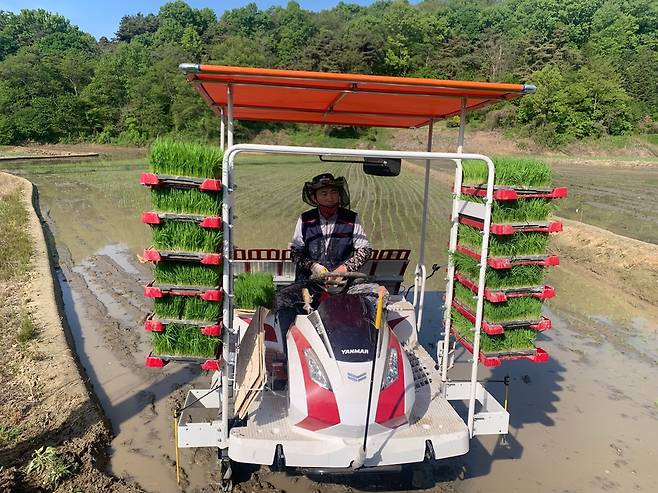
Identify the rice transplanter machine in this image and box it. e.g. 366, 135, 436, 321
157, 64, 556, 490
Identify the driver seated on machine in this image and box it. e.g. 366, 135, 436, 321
275, 173, 373, 347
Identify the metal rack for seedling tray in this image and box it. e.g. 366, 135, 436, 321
140, 172, 222, 191
144, 314, 222, 336
458, 214, 563, 235
454, 271, 555, 302
145, 352, 221, 371
456, 244, 560, 269
142, 248, 222, 265
141, 212, 222, 229
460, 184, 568, 201
449, 328, 549, 367
452, 299, 552, 335
143, 281, 222, 301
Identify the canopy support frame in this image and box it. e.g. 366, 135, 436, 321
413, 120, 434, 331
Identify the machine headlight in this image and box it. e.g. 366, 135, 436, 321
303, 347, 332, 390
381, 347, 399, 389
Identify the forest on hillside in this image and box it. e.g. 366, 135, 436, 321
0, 0, 656, 147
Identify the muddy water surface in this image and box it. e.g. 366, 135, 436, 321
8, 159, 658, 493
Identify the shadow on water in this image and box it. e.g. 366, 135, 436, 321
412, 291, 565, 481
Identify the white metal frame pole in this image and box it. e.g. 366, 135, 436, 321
221, 143, 497, 441
220, 107, 225, 151
441, 98, 467, 388
220, 85, 234, 444
464, 98, 494, 437
413, 120, 434, 332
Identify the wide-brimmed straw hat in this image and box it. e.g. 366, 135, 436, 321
302, 173, 350, 207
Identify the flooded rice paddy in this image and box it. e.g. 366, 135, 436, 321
2, 156, 657, 492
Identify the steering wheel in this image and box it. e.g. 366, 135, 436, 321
310, 271, 371, 293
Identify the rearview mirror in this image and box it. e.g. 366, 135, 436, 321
363, 157, 401, 177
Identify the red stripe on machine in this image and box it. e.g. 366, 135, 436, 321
375, 333, 406, 428
291, 327, 340, 431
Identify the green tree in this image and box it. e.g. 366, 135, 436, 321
115, 13, 159, 42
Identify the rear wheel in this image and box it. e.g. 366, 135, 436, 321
218, 456, 233, 492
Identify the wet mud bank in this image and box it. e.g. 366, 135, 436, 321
0, 174, 141, 492
48, 237, 220, 492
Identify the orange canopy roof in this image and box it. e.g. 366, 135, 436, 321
180, 64, 535, 128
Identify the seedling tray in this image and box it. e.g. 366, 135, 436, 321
456, 243, 560, 269
460, 184, 568, 201
458, 214, 563, 235
142, 248, 222, 265
142, 212, 221, 229
140, 172, 222, 191
452, 299, 552, 335
145, 352, 221, 371
454, 271, 555, 302
450, 328, 549, 367
144, 281, 222, 301
144, 314, 222, 336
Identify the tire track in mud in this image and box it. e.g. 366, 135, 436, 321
38, 204, 220, 493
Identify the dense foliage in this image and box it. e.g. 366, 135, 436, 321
1, 0, 656, 147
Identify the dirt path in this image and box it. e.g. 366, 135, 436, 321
0, 143, 146, 160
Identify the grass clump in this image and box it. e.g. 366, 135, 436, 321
463, 157, 552, 187
152, 324, 219, 358
153, 262, 221, 286
453, 251, 545, 288
16, 310, 37, 344
0, 190, 32, 281
0, 424, 22, 444
234, 273, 276, 309
25, 446, 76, 487
464, 196, 554, 223
154, 297, 221, 321
451, 309, 537, 354
149, 138, 223, 178
458, 224, 550, 257
152, 221, 222, 252
152, 188, 220, 216
453, 282, 543, 322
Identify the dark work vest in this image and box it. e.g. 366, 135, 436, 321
295, 208, 356, 281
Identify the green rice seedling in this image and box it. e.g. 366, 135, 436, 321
183, 297, 221, 320
462, 157, 552, 187
151, 221, 222, 253
452, 251, 545, 288
152, 324, 219, 358
453, 281, 543, 322
463, 196, 554, 223
234, 272, 276, 309
451, 309, 537, 353
154, 297, 221, 321
149, 138, 223, 178
152, 188, 220, 216
154, 297, 186, 319
153, 261, 221, 286
458, 224, 550, 257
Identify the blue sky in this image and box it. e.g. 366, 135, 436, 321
3, 1, 378, 39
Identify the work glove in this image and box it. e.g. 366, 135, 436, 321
311, 263, 329, 276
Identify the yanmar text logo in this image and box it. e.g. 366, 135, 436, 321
341, 348, 369, 355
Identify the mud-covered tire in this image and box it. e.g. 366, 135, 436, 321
219, 458, 233, 492
270, 444, 286, 472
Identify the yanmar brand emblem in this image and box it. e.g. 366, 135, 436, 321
347, 372, 367, 382
341, 348, 369, 355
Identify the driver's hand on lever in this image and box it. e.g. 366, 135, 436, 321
311, 263, 329, 276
